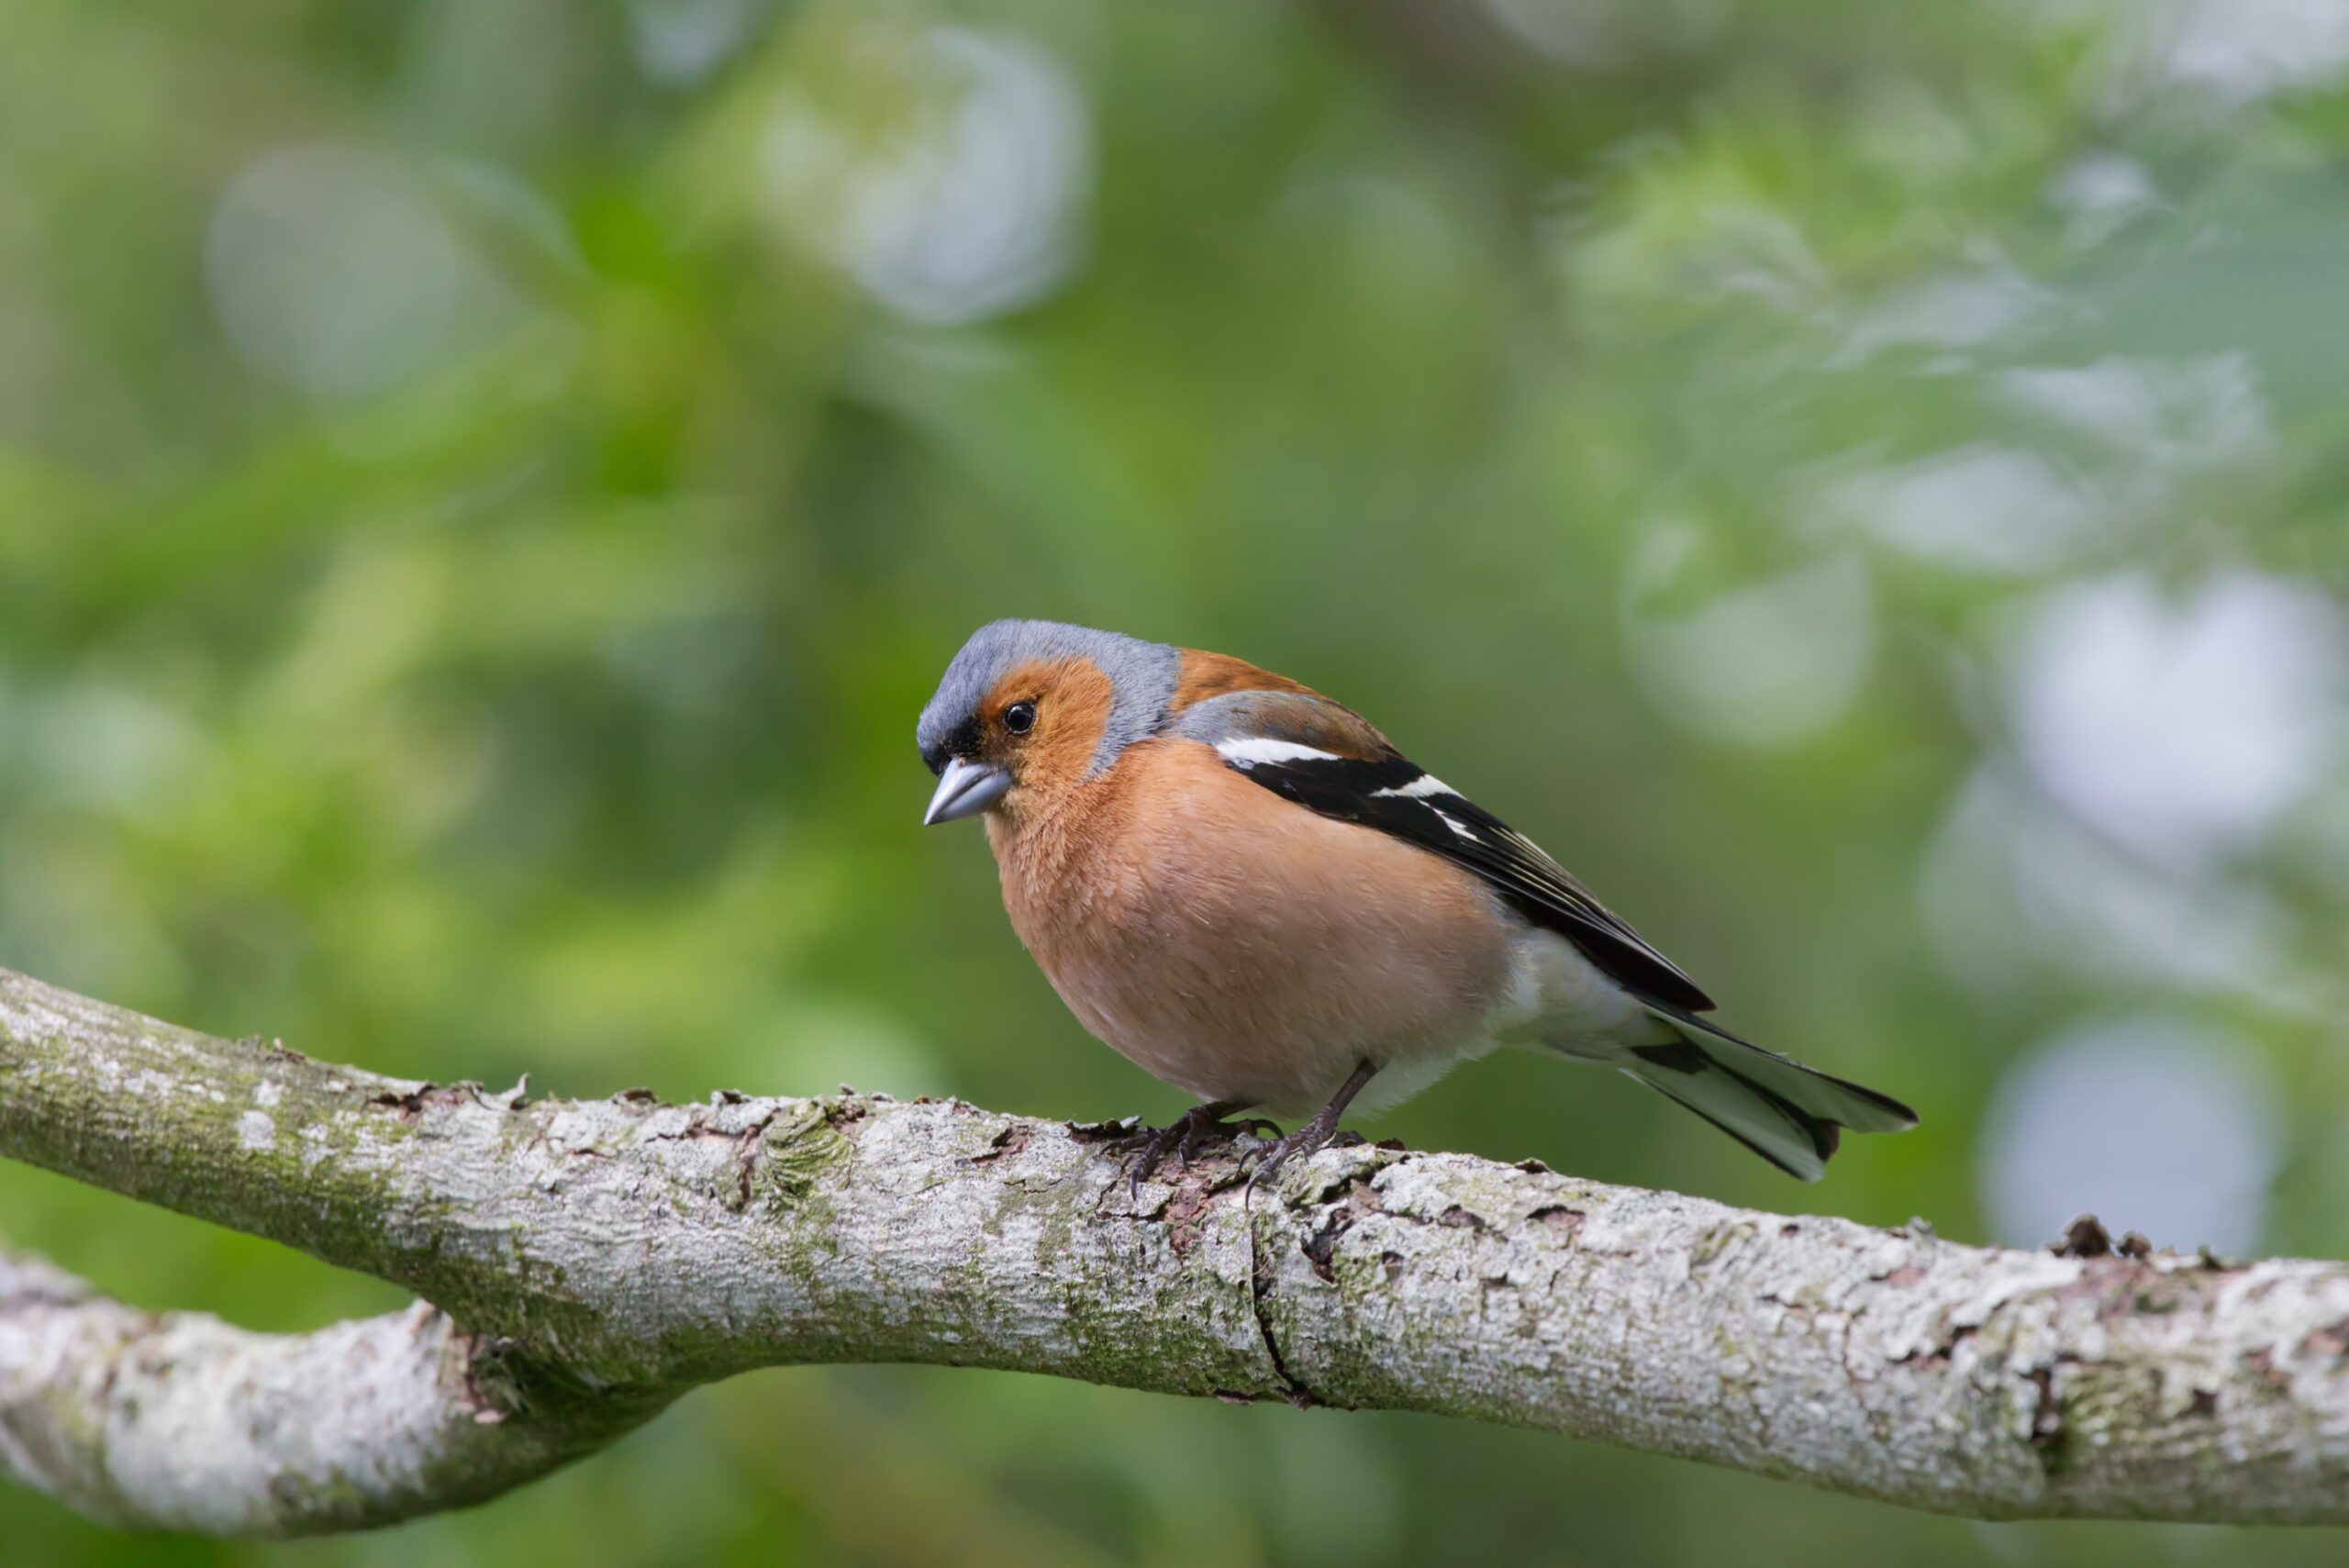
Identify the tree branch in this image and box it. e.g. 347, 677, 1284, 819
4, 966, 2347, 1536
0, 1252, 638, 1534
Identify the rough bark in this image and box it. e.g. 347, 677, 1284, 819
3, 965, 2347, 1537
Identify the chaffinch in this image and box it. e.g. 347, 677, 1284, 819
917, 619, 1914, 1188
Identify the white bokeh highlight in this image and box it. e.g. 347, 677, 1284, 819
2044, 150, 2165, 248
2138, 0, 2349, 106
1917, 762, 2292, 999
2008, 572, 2343, 871
1829, 265, 2052, 365
1825, 444, 2104, 577
206, 145, 488, 401
1998, 354, 2270, 480
1820, 357, 2269, 577
761, 27, 1091, 325
1976, 1014, 2284, 1253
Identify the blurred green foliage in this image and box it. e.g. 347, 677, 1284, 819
5, 0, 2347, 1562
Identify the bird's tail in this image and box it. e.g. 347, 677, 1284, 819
1614, 1009, 1916, 1182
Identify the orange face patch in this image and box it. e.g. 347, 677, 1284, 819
979, 656, 1118, 806
1170, 649, 1315, 711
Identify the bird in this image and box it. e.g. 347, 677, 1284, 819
916, 618, 1915, 1191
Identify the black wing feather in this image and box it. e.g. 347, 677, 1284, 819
1219, 749, 1717, 1012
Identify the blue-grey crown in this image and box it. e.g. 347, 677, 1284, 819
917, 619, 1181, 777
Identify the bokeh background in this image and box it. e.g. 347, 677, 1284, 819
6, 0, 2348, 1562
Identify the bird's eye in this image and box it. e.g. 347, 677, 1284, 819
1003, 701, 1037, 736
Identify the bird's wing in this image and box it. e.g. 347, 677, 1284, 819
1167, 683, 1716, 1012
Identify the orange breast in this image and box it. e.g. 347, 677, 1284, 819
985, 738, 1515, 1113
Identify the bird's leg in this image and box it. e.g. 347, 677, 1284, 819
1245, 1059, 1378, 1196
1121, 1098, 1271, 1198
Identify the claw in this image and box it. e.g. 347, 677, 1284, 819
1117, 1102, 1276, 1198
1125, 1122, 1185, 1202
1241, 1059, 1377, 1201
1242, 1119, 1341, 1199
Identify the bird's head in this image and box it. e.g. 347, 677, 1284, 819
916, 620, 1180, 825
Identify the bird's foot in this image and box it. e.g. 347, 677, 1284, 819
1241, 1058, 1380, 1201
1242, 1106, 1346, 1198
1119, 1104, 1280, 1198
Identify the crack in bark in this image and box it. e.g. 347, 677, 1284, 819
1243, 1185, 1319, 1410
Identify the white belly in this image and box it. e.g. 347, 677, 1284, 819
1485, 925, 1660, 1062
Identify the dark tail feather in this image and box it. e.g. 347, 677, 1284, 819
1620, 1011, 1916, 1182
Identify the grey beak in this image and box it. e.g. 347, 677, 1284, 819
922, 757, 1012, 825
